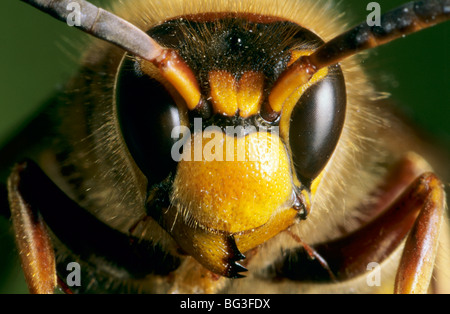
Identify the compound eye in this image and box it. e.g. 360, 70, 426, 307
116, 56, 181, 186
289, 65, 346, 185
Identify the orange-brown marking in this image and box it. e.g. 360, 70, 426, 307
394, 173, 445, 294
140, 50, 202, 111
8, 163, 56, 294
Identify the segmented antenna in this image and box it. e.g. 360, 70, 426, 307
264, 0, 450, 121
21, 0, 202, 111
21, 0, 163, 61
21, 0, 449, 120
310, 0, 450, 70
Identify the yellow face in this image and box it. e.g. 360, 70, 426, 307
121, 13, 340, 277
167, 131, 300, 276
174, 132, 293, 234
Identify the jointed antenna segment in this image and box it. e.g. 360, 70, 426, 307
264, 0, 450, 121
21, 0, 202, 110
309, 0, 450, 70
21, 0, 164, 61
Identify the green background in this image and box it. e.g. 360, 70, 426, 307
0, 0, 448, 293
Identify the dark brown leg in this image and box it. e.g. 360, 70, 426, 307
7, 159, 182, 293
355, 152, 430, 222
8, 162, 56, 294
310, 155, 445, 293
394, 173, 445, 294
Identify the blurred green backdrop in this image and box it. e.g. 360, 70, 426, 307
0, 0, 448, 293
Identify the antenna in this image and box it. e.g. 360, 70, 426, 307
263, 0, 450, 121
21, 0, 202, 111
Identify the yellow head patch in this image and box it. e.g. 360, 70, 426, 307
172, 130, 293, 233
